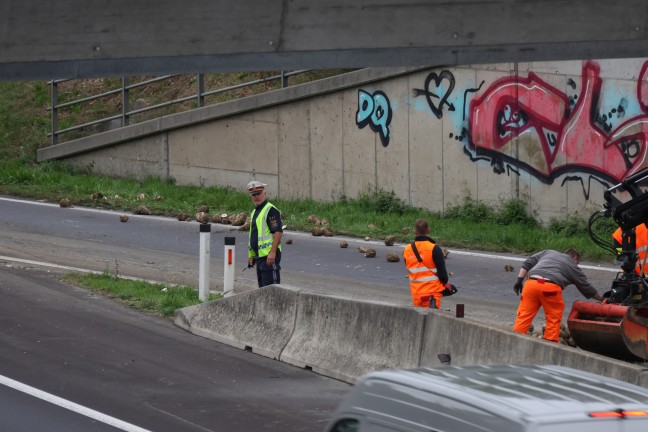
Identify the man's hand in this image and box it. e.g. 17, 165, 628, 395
266, 251, 276, 266
513, 277, 524, 295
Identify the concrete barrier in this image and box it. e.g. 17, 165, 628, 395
279, 292, 427, 383
175, 285, 648, 387
174, 284, 299, 359
419, 311, 648, 387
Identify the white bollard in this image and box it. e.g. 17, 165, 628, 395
198, 223, 211, 302
223, 236, 235, 297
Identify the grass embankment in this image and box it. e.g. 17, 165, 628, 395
0, 79, 620, 317
63, 272, 220, 318
0, 158, 618, 261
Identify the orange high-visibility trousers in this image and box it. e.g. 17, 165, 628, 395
412, 292, 442, 309
513, 278, 564, 342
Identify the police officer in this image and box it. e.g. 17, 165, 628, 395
247, 181, 283, 287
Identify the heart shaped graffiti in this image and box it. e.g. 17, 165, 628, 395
414, 70, 456, 119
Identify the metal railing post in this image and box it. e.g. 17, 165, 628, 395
197, 74, 205, 108
50, 81, 58, 145
122, 77, 129, 127
280, 70, 288, 88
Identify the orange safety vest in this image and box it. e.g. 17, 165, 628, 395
613, 224, 648, 275
403, 239, 445, 297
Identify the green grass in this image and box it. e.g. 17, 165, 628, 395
0, 157, 620, 262
0, 81, 49, 160
62, 272, 221, 317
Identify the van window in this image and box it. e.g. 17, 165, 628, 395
330, 418, 359, 432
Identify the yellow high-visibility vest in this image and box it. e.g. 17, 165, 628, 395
248, 202, 281, 258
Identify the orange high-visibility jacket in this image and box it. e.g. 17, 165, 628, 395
612, 224, 648, 275
403, 239, 445, 297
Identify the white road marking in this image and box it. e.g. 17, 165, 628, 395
0, 196, 177, 223
0, 255, 101, 274
0, 374, 152, 432
0, 255, 164, 284
445, 249, 619, 272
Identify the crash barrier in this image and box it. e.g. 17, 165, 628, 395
280, 292, 427, 383
421, 313, 648, 387
175, 285, 648, 387
175, 285, 300, 359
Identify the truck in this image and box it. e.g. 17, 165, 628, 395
568, 167, 648, 360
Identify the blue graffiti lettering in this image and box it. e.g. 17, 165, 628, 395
357, 90, 374, 125
356, 89, 392, 147
371, 93, 390, 140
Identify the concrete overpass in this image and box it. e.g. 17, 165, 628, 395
2, 0, 648, 80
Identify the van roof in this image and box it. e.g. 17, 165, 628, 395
361, 365, 648, 421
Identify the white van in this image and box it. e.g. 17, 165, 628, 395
324, 364, 648, 432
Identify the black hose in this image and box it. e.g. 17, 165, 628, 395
588, 210, 617, 256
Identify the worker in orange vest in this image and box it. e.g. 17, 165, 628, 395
403, 219, 450, 309
612, 224, 648, 275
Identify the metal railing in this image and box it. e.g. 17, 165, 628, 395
47, 70, 312, 145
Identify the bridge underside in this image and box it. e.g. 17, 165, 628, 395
2, 0, 648, 80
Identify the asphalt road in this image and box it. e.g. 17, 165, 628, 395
0, 265, 349, 431
0, 196, 620, 329
0, 195, 626, 430
0, 379, 129, 432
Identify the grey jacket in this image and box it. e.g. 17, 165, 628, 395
521, 250, 598, 298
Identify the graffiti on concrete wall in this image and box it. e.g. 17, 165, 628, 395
413, 70, 456, 119
352, 61, 648, 200
460, 61, 648, 197
356, 89, 392, 147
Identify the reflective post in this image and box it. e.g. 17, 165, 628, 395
223, 237, 235, 297
199, 223, 211, 302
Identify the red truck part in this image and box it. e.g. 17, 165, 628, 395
568, 301, 648, 361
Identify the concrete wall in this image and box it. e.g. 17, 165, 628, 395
64, 134, 169, 180
40, 59, 648, 222
175, 285, 648, 386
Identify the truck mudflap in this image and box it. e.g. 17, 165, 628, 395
567, 301, 648, 361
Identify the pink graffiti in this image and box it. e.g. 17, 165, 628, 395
469, 61, 648, 184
